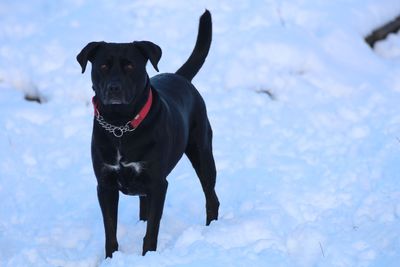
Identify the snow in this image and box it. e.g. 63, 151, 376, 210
1, 0, 400, 266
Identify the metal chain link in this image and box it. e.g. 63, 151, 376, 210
95, 111, 136, 138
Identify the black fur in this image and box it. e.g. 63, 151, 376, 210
77, 10, 219, 257
176, 10, 212, 81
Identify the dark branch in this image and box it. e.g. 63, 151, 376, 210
256, 89, 277, 100
365, 15, 400, 48
24, 93, 44, 104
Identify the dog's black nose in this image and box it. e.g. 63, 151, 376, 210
107, 82, 122, 93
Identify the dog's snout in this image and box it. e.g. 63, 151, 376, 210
107, 82, 122, 92
108, 83, 121, 92
104, 81, 124, 104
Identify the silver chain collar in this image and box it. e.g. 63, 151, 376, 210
95, 110, 136, 138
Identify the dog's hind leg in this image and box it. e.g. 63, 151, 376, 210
185, 121, 220, 225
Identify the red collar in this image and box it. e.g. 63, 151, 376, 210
131, 88, 153, 128
92, 88, 153, 132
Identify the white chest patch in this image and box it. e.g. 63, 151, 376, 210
103, 150, 143, 173
120, 161, 143, 173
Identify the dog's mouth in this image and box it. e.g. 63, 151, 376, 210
108, 98, 123, 105
102, 96, 132, 105
103, 92, 125, 105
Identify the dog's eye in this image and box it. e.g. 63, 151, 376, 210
100, 64, 109, 71
124, 64, 134, 71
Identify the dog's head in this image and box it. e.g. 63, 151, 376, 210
77, 41, 161, 105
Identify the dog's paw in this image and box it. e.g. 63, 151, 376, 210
206, 192, 220, 226
206, 208, 219, 225
105, 241, 118, 258
142, 236, 157, 256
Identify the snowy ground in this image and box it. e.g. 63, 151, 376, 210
1, 1, 400, 266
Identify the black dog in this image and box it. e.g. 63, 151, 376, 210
77, 10, 219, 257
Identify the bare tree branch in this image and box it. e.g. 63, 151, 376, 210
365, 15, 400, 47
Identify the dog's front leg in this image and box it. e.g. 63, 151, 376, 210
97, 185, 119, 258
142, 180, 168, 255
139, 196, 149, 221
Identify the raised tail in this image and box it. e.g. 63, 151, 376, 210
175, 10, 212, 81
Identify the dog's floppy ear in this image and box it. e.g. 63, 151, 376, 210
76, 42, 103, 73
133, 41, 162, 72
